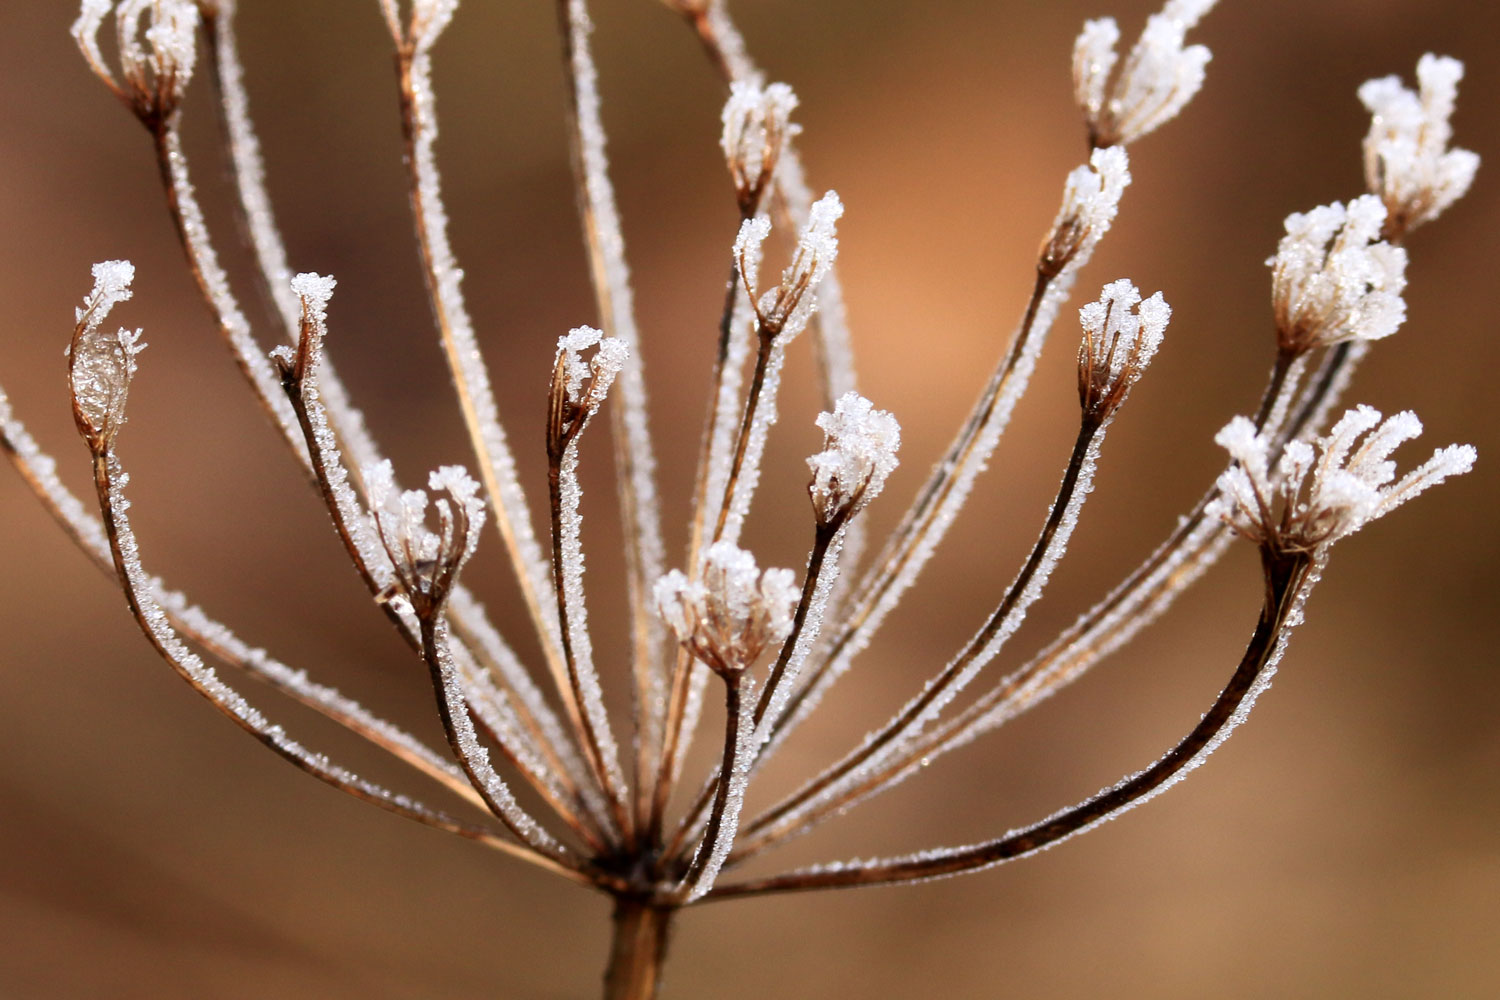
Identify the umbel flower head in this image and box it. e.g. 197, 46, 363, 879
1269, 195, 1407, 357
735, 190, 843, 339
366, 460, 487, 619
1211, 405, 1475, 557
1072, 0, 1217, 148
655, 542, 798, 676
1359, 54, 1480, 240
73, 0, 200, 124
807, 392, 901, 527
720, 80, 799, 217
1075, 279, 1170, 420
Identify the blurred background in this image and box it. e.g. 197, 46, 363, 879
1, 0, 1496, 996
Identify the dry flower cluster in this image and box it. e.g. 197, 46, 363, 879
0, 0, 1480, 996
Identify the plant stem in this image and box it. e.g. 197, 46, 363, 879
603, 898, 676, 1000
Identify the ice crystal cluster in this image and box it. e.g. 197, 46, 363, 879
0, 1, 1480, 997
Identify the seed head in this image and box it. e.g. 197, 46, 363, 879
655, 542, 797, 676
1359, 54, 1480, 240
1211, 405, 1474, 557
807, 392, 901, 527
1269, 195, 1407, 357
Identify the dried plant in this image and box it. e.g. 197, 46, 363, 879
0, 0, 1481, 996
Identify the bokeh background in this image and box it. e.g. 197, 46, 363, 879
1, 1, 1496, 997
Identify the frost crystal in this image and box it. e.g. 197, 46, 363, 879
553, 326, 627, 420
1074, 0, 1217, 147
721, 81, 799, 214
1042, 146, 1131, 277
807, 392, 901, 526
367, 458, 486, 616
1076, 279, 1169, 417
1269, 195, 1407, 356
744, 192, 843, 340
68, 261, 146, 448
1212, 405, 1474, 554
74, 0, 200, 118
655, 542, 797, 676
1359, 55, 1480, 238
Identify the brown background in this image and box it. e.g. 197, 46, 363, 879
1, 1, 1496, 997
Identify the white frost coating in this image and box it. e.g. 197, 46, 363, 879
284, 278, 397, 590
76, 0, 199, 100
398, 2, 561, 663
807, 392, 902, 525
808, 147, 1129, 718
1359, 55, 1480, 235
717, 196, 843, 546
655, 541, 796, 675
1269, 195, 1407, 355
92, 449, 554, 861
204, 4, 390, 511
771, 427, 1114, 838
773, 136, 857, 403
720, 81, 799, 211
0, 382, 488, 807
551, 329, 631, 814
427, 617, 566, 854
560, 0, 669, 746
446, 587, 597, 798
448, 636, 571, 817
699, 217, 768, 547
1075, 0, 1218, 147
718, 341, 786, 546
684, 676, 757, 902
157, 127, 308, 462
766, 559, 1324, 890
752, 530, 846, 748
68, 260, 146, 443
1072, 19, 1121, 122
1213, 405, 1475, 551
1077, 281, 1169, 388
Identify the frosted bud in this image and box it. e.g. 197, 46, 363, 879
807, 392, 902, 527
1076, 280, 1170, 420
1269, 195, 1407, 357
73, 0, 201, 123
272, 273, 338, 384
1210, 405, 1474, 557
1074, 0, 1217, 148
548, 326, 628, 455
367, 459, 486, 617
655, 542, 798, 676
1358, 55, 1479, 239
740, 192, 842, 340
68, 261, 146, 451
1040, 146, 1131, 278
721, 81, 800, 216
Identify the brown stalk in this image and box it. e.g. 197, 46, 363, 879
732, 345, 1325, 861
84, 437, 590, 887
708, 549, 1315, 898
276, 314, 605, 851
735, 414, 1101, 857
554, 0, 666, 830
769, 270, 1055, 749
547, 383, 636, 845
677, 670, 748, 894
388, 38, 576, 732
661, 516, 842, 864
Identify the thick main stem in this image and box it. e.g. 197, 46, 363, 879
603, 898, 676, 1000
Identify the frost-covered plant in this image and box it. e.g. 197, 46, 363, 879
0, 0, 1480, 997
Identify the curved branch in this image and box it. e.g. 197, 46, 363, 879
707, 550, 1317, 899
